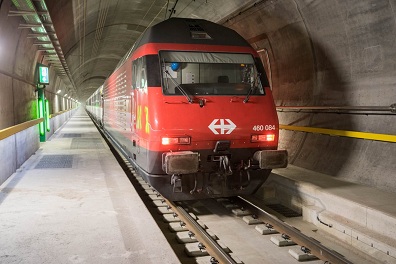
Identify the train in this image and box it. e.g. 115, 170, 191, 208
86, 18, 287, 201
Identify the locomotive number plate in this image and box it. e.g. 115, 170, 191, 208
253, 125, 276, 131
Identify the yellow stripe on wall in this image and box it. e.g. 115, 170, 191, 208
279, 125, 396, 143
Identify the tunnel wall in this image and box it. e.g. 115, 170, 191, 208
222, 0, 396, 193
0, 1, 36, 129
0, 126, 38, 184
0, 0, 78, 131
46, 109, 78, 140
0, 110, 77, 185
0, 0, 79, 186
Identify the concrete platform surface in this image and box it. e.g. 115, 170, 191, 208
264, 165, 396, 263
0, 108, 181, 264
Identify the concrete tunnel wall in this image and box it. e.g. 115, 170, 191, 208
223, 0, 396, 193
0, 1, 78, 185
0, 1, 78, 130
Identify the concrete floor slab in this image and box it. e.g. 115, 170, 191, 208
0, 108, 180, 264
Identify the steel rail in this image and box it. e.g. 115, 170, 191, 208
168, 201, 237, 264
238, 196, 353, 264
89, 110, 353, 263
86, 110, 235, 263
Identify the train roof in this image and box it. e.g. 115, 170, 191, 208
116, 18, 252, 70
138, 17, 250, 47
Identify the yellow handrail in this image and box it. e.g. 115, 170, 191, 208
0, 118, 44, 141
0, 109, 74, 141
279, 125, 396, 143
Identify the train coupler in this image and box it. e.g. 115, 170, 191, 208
219, 155, 233, 176
171, 174, 182, 193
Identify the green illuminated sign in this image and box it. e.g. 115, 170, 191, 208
38, 98, 45, 136
38, 65, 49, 84
45, 99, 50, 132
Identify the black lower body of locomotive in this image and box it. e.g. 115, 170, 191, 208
133, 143, 287, 201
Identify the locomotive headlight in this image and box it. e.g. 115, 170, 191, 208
162, 136, 191, 145
251, 134, 275, 142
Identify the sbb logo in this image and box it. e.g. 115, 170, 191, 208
208, 119, 236, 135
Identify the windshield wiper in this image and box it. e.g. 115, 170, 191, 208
164, 70, 193, 103
243, 73, 261, 103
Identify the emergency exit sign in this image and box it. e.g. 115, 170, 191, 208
38, 65, 49, 84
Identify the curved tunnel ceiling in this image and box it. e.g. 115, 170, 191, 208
44, 0, 258, 100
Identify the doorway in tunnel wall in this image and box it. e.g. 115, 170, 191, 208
249, 36, 274, 90
258, 48, 272, 89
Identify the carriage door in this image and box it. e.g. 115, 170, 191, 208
131, 60, 138, 133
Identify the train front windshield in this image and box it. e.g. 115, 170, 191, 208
160, 51, 266, 96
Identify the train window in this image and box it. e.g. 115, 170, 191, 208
159, 51, 267, 96
146, 55, 161, 87
132, 57, 146, 89
132, 55, 161, 89
132, 63, 138, 89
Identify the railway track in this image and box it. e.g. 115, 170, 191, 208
94, 117, 361, 264
115, 154, 355, 263
237, 196, 353, 263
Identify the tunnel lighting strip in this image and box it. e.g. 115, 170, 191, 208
279, 125, 396, 143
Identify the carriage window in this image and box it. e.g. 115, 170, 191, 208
132, 55, 161, 89
159, 51, 268, 96
132, 57, 147, 89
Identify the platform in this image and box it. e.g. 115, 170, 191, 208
0, 108, 180, 264
262, 165, 396, 263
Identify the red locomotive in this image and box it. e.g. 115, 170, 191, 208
86, 18, 287, 201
